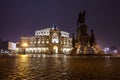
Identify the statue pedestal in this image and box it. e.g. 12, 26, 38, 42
70, 48, 77, 55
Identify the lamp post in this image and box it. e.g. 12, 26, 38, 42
22, 42, 28, 54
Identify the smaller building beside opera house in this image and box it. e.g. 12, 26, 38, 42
16, 25, 72, 54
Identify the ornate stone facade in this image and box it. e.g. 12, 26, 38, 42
17, 25, 72, 54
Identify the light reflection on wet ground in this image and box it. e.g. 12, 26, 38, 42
0, 54, 120, 80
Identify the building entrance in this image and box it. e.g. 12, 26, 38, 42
53, 46, 58, 53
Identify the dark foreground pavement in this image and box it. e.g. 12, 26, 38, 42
0, 54, 120, 80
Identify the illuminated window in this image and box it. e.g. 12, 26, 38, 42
61, 41, 63, 44
30, 42, 33, 44
67, 40, 69, 45
46, 39, 49, 44
64, 40, 66, 44
34, 41, 36, 44
38, 41, 40, 44
42, 39, 45, 44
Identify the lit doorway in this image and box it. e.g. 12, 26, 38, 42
53, 46, 58, 53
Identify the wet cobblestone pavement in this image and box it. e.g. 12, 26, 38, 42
0, 54, 120, 80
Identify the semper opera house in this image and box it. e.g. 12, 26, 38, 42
16, 24, 72, 54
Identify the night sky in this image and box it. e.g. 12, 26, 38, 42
0, 0, 120, 49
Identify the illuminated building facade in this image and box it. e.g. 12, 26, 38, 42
16, 25, 72, 54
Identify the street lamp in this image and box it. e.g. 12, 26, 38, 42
22, 42, 28, 54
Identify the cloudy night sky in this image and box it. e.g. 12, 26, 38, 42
0, 0, 120, 49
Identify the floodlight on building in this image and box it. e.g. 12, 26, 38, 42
22, 42, 28, 47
